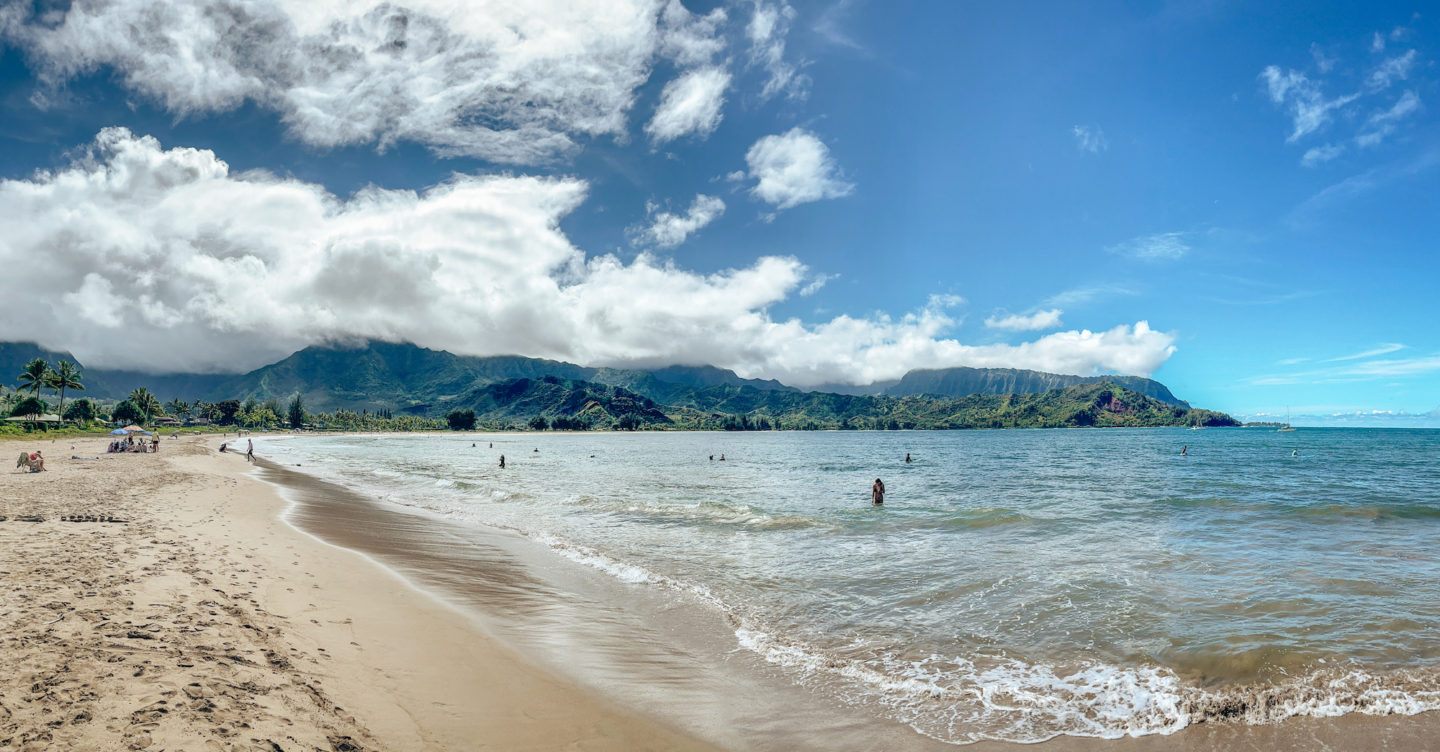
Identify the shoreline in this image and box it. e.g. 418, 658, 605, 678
0, 434, 720, 751
4, 433, 1440, 750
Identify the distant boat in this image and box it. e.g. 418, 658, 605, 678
1278, 407, 1295, 432
1189, 425, 1206, 430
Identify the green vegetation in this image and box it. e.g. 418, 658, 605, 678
4, 342, 1239, 435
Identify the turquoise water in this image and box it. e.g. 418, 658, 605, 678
257, 428, 1440, 743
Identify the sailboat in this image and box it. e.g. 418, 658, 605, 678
1277, 406, 1295, 432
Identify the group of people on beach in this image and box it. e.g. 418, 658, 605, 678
108, 436, 156, 454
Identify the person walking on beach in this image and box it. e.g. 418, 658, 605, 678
246, 439, 254, 463
872, 478, 885, 506
499, 454, 506, 469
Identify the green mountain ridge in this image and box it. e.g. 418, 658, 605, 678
3, 340, 1224, 430
440, 376, 1236, 431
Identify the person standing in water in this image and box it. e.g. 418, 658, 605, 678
499, 454, 506, 469
872, 478, 885, 506
905, 453, 912, 463
1181, 446, 1188, 456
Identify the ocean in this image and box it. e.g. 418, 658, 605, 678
253, 428, 1440, 745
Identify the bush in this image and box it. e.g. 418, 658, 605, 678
111, 400, 145, 425
9, 396, 48, 418
447, 408, 477, 430
64, 399, 98, 423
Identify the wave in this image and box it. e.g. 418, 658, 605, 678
518, 526, 1440, 744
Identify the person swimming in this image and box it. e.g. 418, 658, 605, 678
719, 454, 725, 461
1292, 449, 1300, 458
872, 478, 885, 506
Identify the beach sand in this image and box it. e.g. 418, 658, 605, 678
4, 434, 1439, 751
0, 436, 717, 752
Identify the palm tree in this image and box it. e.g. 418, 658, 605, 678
128, 387, 164, 423
17, 358, 50, 398
165, 398, 192, 421
47, 360, 84, 423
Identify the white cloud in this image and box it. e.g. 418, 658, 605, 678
1, 0, 675, 163
0, 129, 1179, 386
645, 67, 731, 145
1260, 66, 1359, 142
1044, 285, 1137, 308
985, 309, 1064, 332
1372, 31, 1386, 53
1108, 232, 1189, 261
1356, 90, 1421, 148
747, 0, 808, 100
658, 0, 728, 68
1368, 49, 1417, 90
632, 194, 726, 248
1323, 343, 1405, 362
798, 272, 836, 296
1301, 143, 1345, 166
1071, 125, 1108, 153
745, 128, 853, 210
1310, 42, 1337, 73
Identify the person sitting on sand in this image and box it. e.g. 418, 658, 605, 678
219, 442, 228, 453
16, 451, 45, 472
872, 478, 885, 506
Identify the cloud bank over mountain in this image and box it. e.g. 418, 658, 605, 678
0, 130, 1177, 385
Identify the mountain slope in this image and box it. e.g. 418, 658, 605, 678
880, 367, 1188, 407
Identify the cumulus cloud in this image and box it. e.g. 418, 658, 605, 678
632, 194, 725, 248
645, 67, 731, 145
1260, 66, 1359, 142
658, 0, 728, 67
985, 309, 1064, 332
1, 0, 675, 163
747, 0, 808, 100
1108, 232, 1189, 261
745, 128, 853, 210
1, 129, 1177, 385
1071, 125, 1108, 153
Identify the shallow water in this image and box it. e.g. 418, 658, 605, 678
257, 428, 1440, 743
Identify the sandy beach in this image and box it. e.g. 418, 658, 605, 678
5, 434, 1440, 752
0, 435, 718, 752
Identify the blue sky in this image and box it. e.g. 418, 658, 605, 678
0, 0, 1435, 424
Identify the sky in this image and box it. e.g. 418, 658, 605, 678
0, 0, 1436, 425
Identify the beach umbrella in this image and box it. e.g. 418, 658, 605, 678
123, 425, 143, 431
109, 428, 128, 435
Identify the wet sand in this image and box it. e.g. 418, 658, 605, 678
0, 435, 718, 751
3, 434, 1439, 751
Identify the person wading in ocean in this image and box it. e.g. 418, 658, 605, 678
499, 454, 506, 469
872, 478, 885, 506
